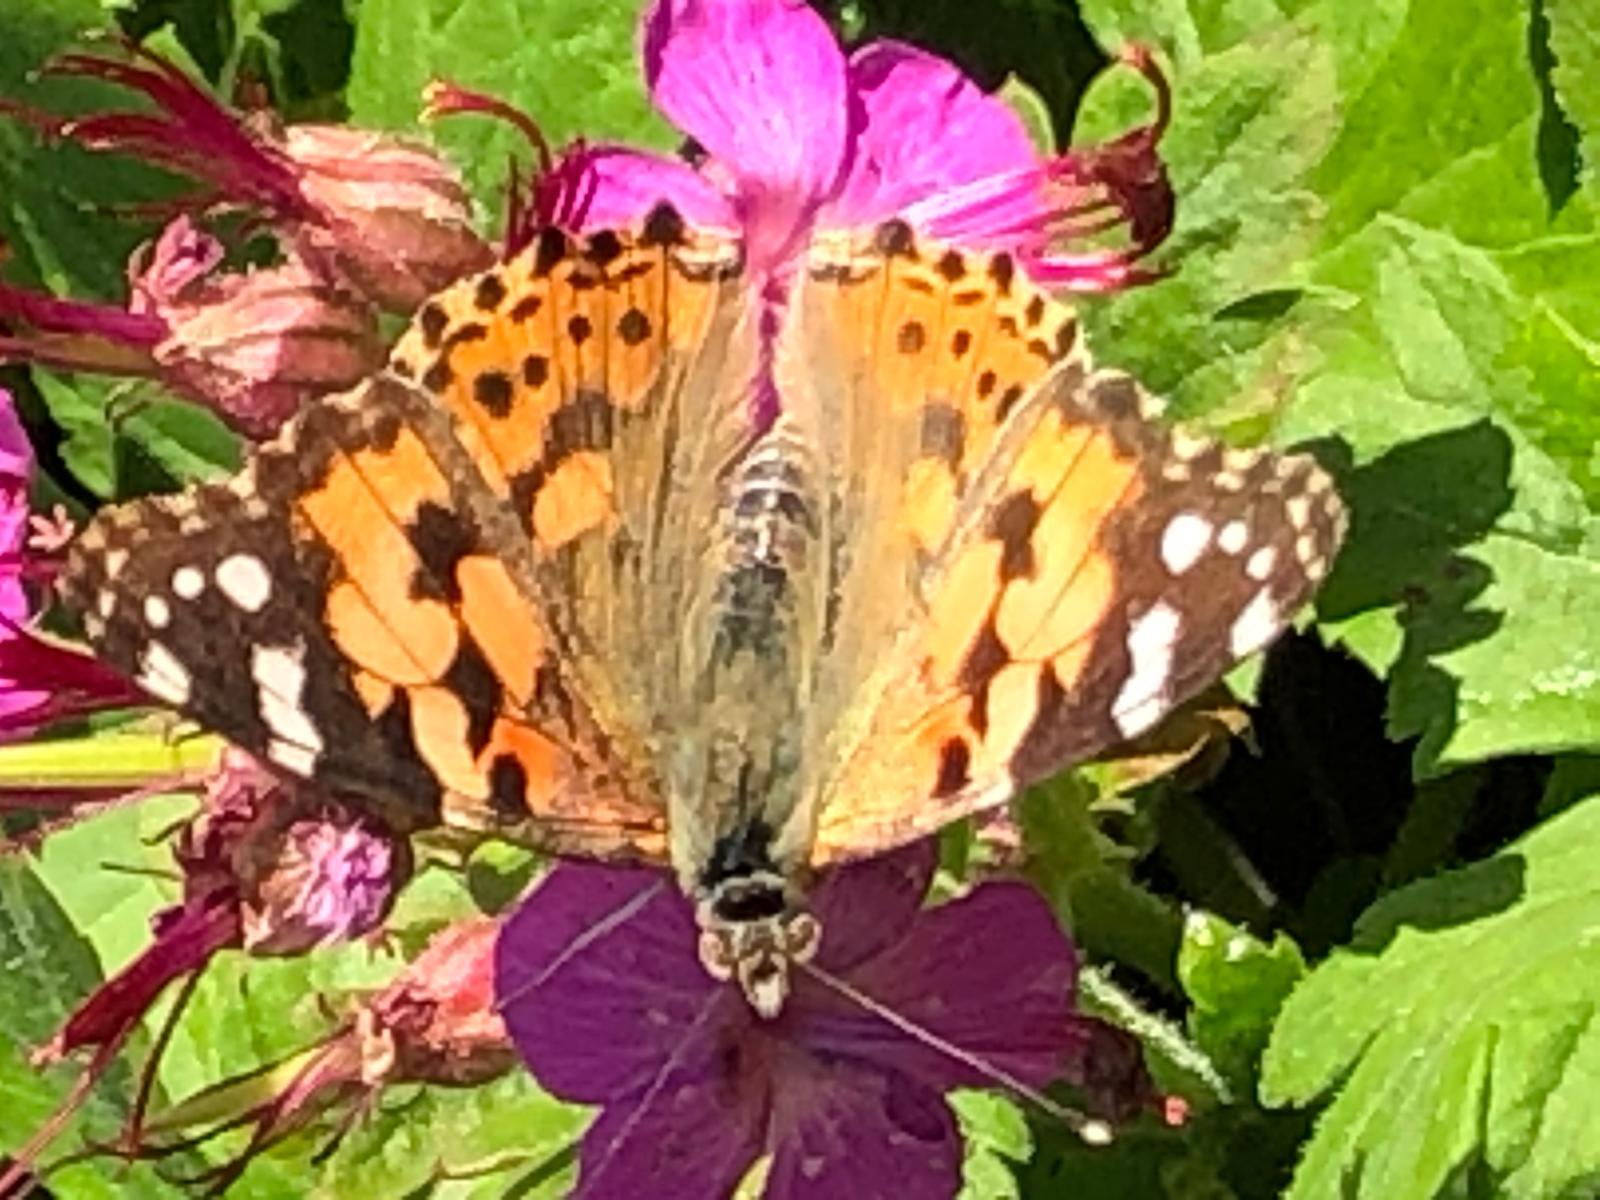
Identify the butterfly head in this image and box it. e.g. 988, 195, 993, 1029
695, 874, 820, 1019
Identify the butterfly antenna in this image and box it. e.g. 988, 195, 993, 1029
492, 875, 667, 1013
796, 958, 1115, 1147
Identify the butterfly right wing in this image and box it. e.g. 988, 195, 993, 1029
774, 222, 1345, 867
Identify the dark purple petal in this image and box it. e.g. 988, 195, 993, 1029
796, 881, 1076, 1093
829, 41, 1038, 227
573, 1058, 767, 1200
808, 839, 938, 972
766, 1059, 959, 1200
497, 863, 728, 1103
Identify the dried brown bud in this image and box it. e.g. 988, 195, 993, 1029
282, 124, 494, 310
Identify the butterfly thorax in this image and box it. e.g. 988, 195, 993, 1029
671, 424, 827, 1016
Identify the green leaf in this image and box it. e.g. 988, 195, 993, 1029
0, 858, 180, 1198
312, 1072, 584, 1197
1177, 912, 1304, 1093
1544, 0, 1597, 198
347, 0, 673, 213
953, 1089, 1031, 1200
1261, 791, 1600, 1199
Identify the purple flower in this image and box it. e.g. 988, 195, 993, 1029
529, 0, 1171, 292
0, 216, 384, 438
497, 842, 1083, 1200
0, 389, 141, 741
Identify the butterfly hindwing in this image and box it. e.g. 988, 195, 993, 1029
775, 223, 1345, 865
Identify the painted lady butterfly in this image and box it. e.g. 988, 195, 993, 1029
62, 205, 1344, 1014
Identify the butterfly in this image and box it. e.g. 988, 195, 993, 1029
61, 203, 1344, 1016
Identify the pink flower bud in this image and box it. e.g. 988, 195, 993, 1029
279, 123, 494, 310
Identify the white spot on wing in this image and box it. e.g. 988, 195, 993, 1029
1160, 512, 1213, 576
172, 566, 205, 599
1246, 545, 1277, 582
251, 642, 323, 772
1112, 601, 1182, 738
137, 640, 191, 706
1229, 588, 1282, 659
216, 553, 272, 613
144, 595, 171, 629
1217, 520, 1249, 555
267, 737, 319, 776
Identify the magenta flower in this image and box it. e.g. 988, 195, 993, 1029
530, 0, 1170, 293
0, 216, 383, 438
0, 390, 141, 741
497, 842, 1085, 1200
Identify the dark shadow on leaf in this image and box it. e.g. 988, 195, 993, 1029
1345, 852, 1526, 955
1309, 420, 1511, 624
1305, 421, 1514, 775
1527, 0, 1581, 216
1214, 288, 1302, 323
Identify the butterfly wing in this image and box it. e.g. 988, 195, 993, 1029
773, 222, 1345, 867
61, 208, 758, 862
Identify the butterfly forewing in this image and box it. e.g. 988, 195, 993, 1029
777, 223, 1345, 866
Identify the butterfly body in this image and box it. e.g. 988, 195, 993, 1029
61, 207, 1345, 1015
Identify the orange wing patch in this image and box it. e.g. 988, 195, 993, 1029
388, 207, 740, 542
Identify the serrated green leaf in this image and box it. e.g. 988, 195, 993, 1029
1178, 912, 1304, 1092
1262, 791, 1600, 1199
953, 1089, 1030, 1200
1545, 0, 1598, 198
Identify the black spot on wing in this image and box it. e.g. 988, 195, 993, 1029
488, 753, 529, 819
442, 634, 501, 757
409, 501, 477, 602
988, 490, 1040, 581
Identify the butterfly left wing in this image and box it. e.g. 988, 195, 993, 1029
58, 207, 761, 860
773, 222, 1345, 867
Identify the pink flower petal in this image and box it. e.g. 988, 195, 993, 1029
642, 0, 849, 206
0, 390, 32, 484
828, 41, 1040, 228
540, 144, 737, 233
